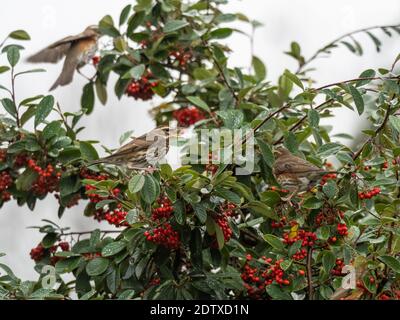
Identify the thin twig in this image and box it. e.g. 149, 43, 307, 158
10, 67, 20, 128
273, 98, 335, 145
315, 75, 399, 92
61, 230, 120, 236
352, 99, 392, 161
202, 40, 239, 106
296, 24, 400, 74
306, 247, 314, 300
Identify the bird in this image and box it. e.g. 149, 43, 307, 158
27, 25, 100, 91
273, 147, 329, 200
87, 127, 174, 171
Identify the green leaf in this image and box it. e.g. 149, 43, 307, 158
302, 197, 323, 209
284, 69, 304, 90
263, 234, 285, 251
102, 241, 126, 257
128, 175, 145, 193
9, 30, 30, 40
356, 69, 376, 87
7, 46, 20, 67
216, 110, 243, 129
322, 251, 336, 273
247, 201, 279, 220
122, 64, 145, 80
127, 11, 146, 35
193, 203, 207, 223
86, 257, 110, 276
210, 28, 233, 40
378, 256, 400, 273
186, 96, 210, 112
119, 4, 132, 26
257, 138, 274, 167
140, 175, 158, 204
389, 115, 400, 133
79, 141, 99, 161
95, 78, 108, 105
252, 56, 266, 81
1, 98, 17, 118
55, 257, 81, 274
317, 142, 342, 158
323, 180, 338, 199
348, 85, 364, 115
42, 233, 58, 248
366, 31, 381, 52
0, 66, 10, 74
308, 109, 320, 128
173, 199, 186, 225
163, 20, 189, 33
34, 95, 54, 127
81, 82, 95, 114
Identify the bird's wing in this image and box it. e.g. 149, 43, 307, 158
27, 32, 95, 64
274, 156, 324, 175
49, 46, 81, 91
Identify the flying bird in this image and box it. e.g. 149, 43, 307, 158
27, 25, 100, 91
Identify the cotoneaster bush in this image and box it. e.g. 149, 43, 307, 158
1, 0, 400, 300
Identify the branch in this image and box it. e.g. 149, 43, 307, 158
202, 40, 239, 106
61, 230, 120, 237
315, 75, 399, 91
296, 24, 400, 74
306, 247, 314, 300
273, 98, 335, 145
352, 98, 392, 161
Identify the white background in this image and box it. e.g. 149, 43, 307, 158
0, 0, 399, 280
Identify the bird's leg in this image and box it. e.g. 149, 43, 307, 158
77, 67, 92, 81
144, 166, 157, 174
280, 187, 299, 204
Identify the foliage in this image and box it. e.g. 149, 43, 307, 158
1, 0, 400, 300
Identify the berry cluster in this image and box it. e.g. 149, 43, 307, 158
337, 223, 348, 236
83, 252, 102, 260
358, 187, 381, 200
205, 152, 218, 175
283, 229, 317, 247
30, 241, 69, 263
213, 214, 233, 245
55, 193, 81, 208
80, 168, 108, 181
28, 160, 61, 196
170, 48, 192, 69
30, 244, 45, 261
0, 171, 12, 202
14, 153, 28, 167
315, 208, 344, 226
173, 106, 205, 127
144, 222, 180, 250
0, 149, 6, 162
331, 258, 344, 276
292, 248, 308, 261
92, 56, 100, 66
271, 216, 287, 229
219, 202, 237, 217
104, 205, 129, 227
320, 173, 337, 186
126, 72, 158, 101
152, 196, 174, 221
241, 256, 290, 299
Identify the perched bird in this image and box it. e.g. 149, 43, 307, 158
273, 147, 328, 200
88, 127, 173, 171
27, 25, 100, 91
